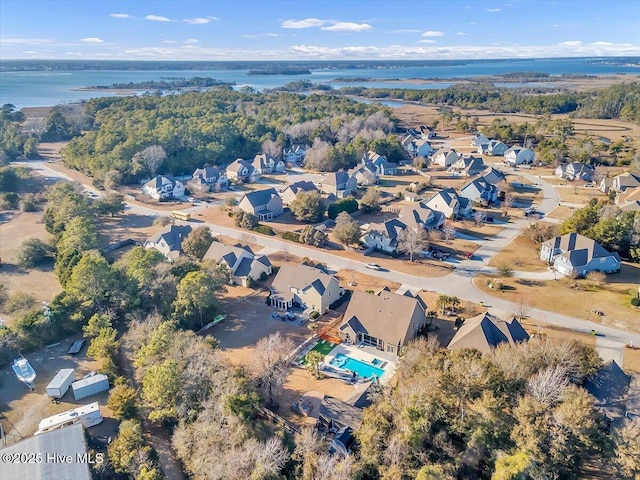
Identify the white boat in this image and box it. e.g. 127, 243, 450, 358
12, 356, 36, 390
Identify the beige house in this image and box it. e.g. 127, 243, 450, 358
447, 312, 529, 353
238, 188, 283, 221
280, 180, 318, 206
321, 172, 357, 198
144, 225, 192, 261
203, 241, 271, 287
339, 289, 427, 355
270, 264, 341, 314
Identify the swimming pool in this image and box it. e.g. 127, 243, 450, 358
329, 353, 385, 379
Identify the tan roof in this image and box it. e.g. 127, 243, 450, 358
447, 312, 529, 353
270, 264, 337, 302
340, 290, 425, 346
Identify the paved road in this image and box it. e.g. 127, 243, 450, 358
18, 160, 640, 348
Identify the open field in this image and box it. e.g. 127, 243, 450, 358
546, 205, 578, 221
473, 263, 640, 333
488, 233, 548, 272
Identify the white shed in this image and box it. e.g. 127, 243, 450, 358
46, 368, 75, 399
71, 373, 110, 400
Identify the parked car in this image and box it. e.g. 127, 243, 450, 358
365, 263, 381, 270
524, 207, 536, 216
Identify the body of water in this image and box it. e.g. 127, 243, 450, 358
1, 57, 638, 108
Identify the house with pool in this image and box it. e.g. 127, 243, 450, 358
338, 288, 427, 356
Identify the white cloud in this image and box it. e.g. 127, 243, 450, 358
486, 8, 502, 12
184, 16, 218, 25
146, 14, 173, 22
557, 40, 583, 46
242, 33, 283, 38
0, 36, 55, 45
418, 39, 436, 44
422, 30, 445, 37
281, 18, 326, 29
321, 22, 372, 32
182, 45, 199, 49
109, 13, 132, 19
162, 40, 177, 44
387, 29, 421, 34
183, 38, 200, 44
81, 37, 104, 43
590, 41, 614, 46
22, 50, 37, 54
456, 32, 467, 36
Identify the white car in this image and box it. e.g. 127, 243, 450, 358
365, 263, 381, 270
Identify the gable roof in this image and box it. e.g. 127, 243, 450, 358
366, 218, 407, 244
144, 175, 173, 190
318, 395, 363, 430
447, 312, 529, 353
242, 187, 280, 207
147, 224, 192, 252
362, 150, 387, 165
399, 202, 443, 230
585, 360, 631, 423
339, 289, 425, 346
614, 171, 640, 188
324, 171, 350, 187
227, 158, 254, 174
480, 167, 506, 184
451, 155, 485, 173
253, 153, 276, 170
193, 166, 222, 180
271, 264, 337, 302
543, 232, 619, 266
285, 180, 318, 196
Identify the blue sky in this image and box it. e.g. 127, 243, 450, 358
1, 0, 638, 60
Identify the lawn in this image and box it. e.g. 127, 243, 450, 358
488, 233, 548, 272
295, 340, 337, 364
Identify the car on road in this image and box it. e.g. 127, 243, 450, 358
524, 207, 536, 216
365, 263, 381, 270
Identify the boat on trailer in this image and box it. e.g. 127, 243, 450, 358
12, 356, 36, 390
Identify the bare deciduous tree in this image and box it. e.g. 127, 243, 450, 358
249, 332, 294, 408
586, 270, 606, 289
137, 145, 167, 177
442, 224, 457, 243
262, 139, 282, 159
473, 211, 487, 226
512, 295, 533, 320
526, 365, 570, 406
398, 227, 429, 262
614, 418, 640, 478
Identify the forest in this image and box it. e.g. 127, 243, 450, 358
60, 88, 403, 183
88, 77, 234, 90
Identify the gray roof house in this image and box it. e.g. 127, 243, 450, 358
316, 395, 363, 456
189, 166, 228, 192
555, 162, 595, 181
349, 164, 378, 187
226, 158, 260, 183
460, 177, 499, 204
142, 175, 186, 200
270, 264, 341, 314
339, 289, 427, 356
431, 149, 459, 167
280, 180, 318, 206
480, 166, 506, 185
401, 134, 434, 157
252, 153, 285, 175
447, 312, 529, 354
362, 150, 397, 176
540, 232, 621, 277
283, 144, 308, 164
399, 202, 446, 230
425, 188, 472, 219
483, 140, 508, 156
504, 146, 535, 165
449, 155, 485, 176
144, 224, 192, 261
611, 171, 640, 192
203, 241, 272, 287
238, 187, 283, 221
471, 133, 490, 147
0, 424, 91, 480
585, 360, 631, 431
321, 171, 357, 198
362, 218, 407, 255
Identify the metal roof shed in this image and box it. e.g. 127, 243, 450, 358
71, 373, 110, 401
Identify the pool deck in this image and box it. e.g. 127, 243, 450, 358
324, 344, 397, 384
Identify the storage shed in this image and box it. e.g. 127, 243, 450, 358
71, 373, 109, 401
46, 368, 75, 399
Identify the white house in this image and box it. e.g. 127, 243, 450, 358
555, 162, 595, 182
283, 145, 308, 164
611, 172, 640, 192
270, 264, 341, 313
471, 133, 490, 148
425, 188, 472, 219
189, 166, 228, 192
504, 146, 535, 165
483, 140, 508, 156
540, 232, 621, 277
399, 202, 446, 231
226, 158, 260, 183
145, 224, 192, 261
203, 241, 272, 287
448, 155, 485, 176
238, 188, 283, 221
460, 178, 499, 204
431, 149, 459, 167
362, 218, 407, 255
142, 176, 185, 200
252, 153, 285, 175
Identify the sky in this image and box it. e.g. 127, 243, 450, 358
1, 0, 639, 61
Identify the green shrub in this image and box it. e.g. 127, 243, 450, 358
631, 297, 640, 307
327, 196, 358, 219
282, 231, 301, 242
253, 224, 275, 235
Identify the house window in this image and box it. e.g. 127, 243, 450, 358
387, 345, 395, 354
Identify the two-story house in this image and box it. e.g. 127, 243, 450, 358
398, 202, 446, 231
555, 162, 595, 181
226, 158, 260, 183
238, 188, 283, 221
471, 133, 490, 148
460, 178, 499, 204
540, 232, 621, 277
144, 224, 192, 261
203, 241, 272, 287
425, 188, 472, 219
270, 264, 341, 314
252, 153, 285, 175
280, 181, 319, 206
348, 164, 378, 187
448, 155, 485, 176
504, 146, 535, 165
321, 172, 357, 198
362, 218, 407, 255
142, 176, 185, 200
431, 149, 459, 168
362, 150, 397, 176
283, 144, 308, 164
188, 166, 228, 192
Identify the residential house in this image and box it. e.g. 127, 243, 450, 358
339, 289, 427, 355
226, 158, 260, 183
283, 144, 308, 164
471, 133, 490, 148
348, 164, 378, 187
419, 125, 436, 139
484, 140, 508, 156
362, 218, 407, 255
449, 155, 485, 176
280, 180, 318, 206
599, 177, 614, 194
269, 264, 341, 313
238, 188, 283, 221
447, 312, 529, 354
540, 232, 621, 277
611, 171, 640, 192
362, 150, 397, 175
399, 202, 446, 230
431, 149, 459, 167
504, 146, 535, 165
321, 171, 357, 198
584, 360, 631, 431
480, 166, 506, 185
401, 133, 434, 158
203, 241, 271, 287
555, 162, 595, 181
142, 175, 185, 200
145, 224, 192, 261
189, 166, 228, 192
316, 395, 363, 457
425, 188, 472, 219
617, 186, 640, 211
252, 153, 285, 175
460, 177, 499, 204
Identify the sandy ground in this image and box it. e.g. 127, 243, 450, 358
0, 340, 116, 441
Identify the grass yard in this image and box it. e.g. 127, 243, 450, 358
488, 233, 548, 272
473, 263, 640, 333
623, 347, 640, 374
546, 205, 578, 221
295, 340, 337, 364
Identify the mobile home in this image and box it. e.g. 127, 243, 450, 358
71, 374, 110, 401
46, 368, 75, 399
35, 402, 102, 435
